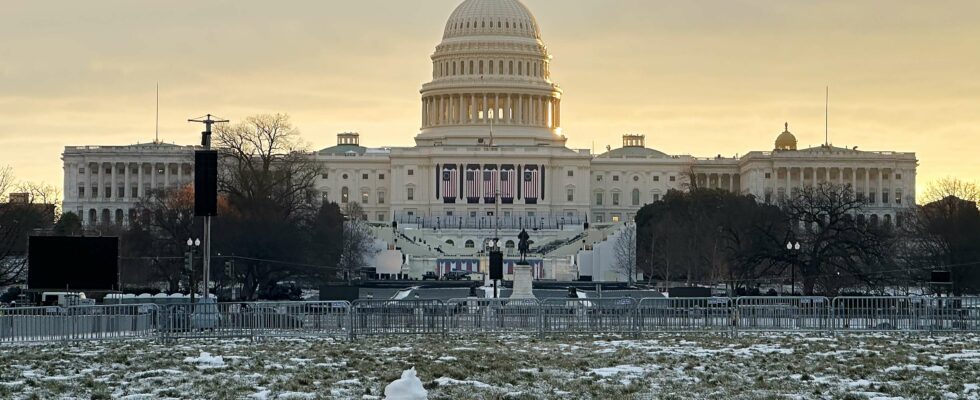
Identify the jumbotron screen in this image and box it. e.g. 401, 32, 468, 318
27, 236, 119, 291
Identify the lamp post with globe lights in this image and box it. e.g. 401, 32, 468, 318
186, 238, 201, 307
786, 241, 801, 295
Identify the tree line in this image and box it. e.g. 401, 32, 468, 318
635, 178, 980, 296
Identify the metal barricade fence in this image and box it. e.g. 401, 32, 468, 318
539, 298, 637, 335
160, 302, 247, 340
636, 297, 733, 333
351, 300, 446, 338
65, 304, 158, 341
920, 297, 980, 332
243, 301, 351, 338
0, 304, 158, 343
831, 297, 927, 332
446, 298, 540, 334
736, 297, 830, 332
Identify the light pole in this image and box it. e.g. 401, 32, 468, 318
186, 237, 201, 307
786, 241, 801, 295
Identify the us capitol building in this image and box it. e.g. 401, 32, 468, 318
62, 0, 918, 281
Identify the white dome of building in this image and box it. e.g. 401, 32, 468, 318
417, 0, 564, 147
443, 0, 541, 40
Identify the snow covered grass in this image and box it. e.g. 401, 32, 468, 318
0, 333, 978, 399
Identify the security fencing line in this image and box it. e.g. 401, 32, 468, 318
1, 297, 978, 344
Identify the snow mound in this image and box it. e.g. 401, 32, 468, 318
384, 367, 428, 400
183, 351, 225, 368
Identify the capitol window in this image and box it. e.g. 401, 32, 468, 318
342, 174, 348, 180
341, 187, 349, 203
362, 173, 369, 180
595, 192, 603, 206
567, 189, 574, 202
633, 175, 639, 182
361, 191, 369, 204
596, 175, 602, 182
407, 169, 414, 176
407, 187, 415, 201
896, 174, 902, 180
765, 172, 772, 179
670, 176, 676, 182
613, 175, 619, 182
78, 187, 85, 198
654, 176, 660, 182
632, 189, 640, 206
567, 170, 573, 177
78, 168, 85, 174
612, 193, 620, 206
378, 191, 385, 204
379, 173, 385, 180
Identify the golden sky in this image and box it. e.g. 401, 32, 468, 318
1, 0, 978, 200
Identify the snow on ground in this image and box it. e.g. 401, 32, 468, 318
0, 333, 978, 399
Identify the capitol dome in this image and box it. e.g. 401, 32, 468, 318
443, 0, 541, 40
417, 0, 564, 147
775, 122, 798, 151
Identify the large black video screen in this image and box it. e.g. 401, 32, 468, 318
28, 236, 119, 291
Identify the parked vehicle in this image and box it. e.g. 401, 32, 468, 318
40, 292, 93, 307
422, 271, 439, 280
443, 271, 469, 281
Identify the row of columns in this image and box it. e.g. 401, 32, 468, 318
422, 93, 560, 128
774, 167, 905, 205
67, 161, 194, 201
693, 173, 740, 192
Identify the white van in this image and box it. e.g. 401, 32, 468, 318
40, 292, 91, 307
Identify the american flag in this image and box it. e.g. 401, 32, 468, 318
483, 167, 498, 202
466, 168, 480, 199
500, 167, 515, 199
441, 166, 458, 199
523, 166, 540, 200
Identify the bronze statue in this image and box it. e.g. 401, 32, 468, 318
517, 229, 530, 262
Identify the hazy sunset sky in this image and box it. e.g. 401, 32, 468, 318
1, 0, 978, 199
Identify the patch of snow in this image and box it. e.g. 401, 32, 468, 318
882, 365, 946, 373
248, 390, 271, 400
384, 367, 428, 400
277, 392, 317, 399
436, 356, 457, 362
183, 351, 225, 368
590, 365, 645, 378
336, 378, 360, 385
434, 376, 494, 389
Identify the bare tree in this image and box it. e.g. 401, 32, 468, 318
0, 166, 14, 201
923, 177, 979, 204
613, 223, 637, 285
784, 182, 895, 295
339, 219, 375, 284
215, 113, 322, 219
0, 169, 57, 286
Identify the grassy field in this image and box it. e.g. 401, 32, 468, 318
1, 333, 978, 399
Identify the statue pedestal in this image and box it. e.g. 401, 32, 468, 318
510, 262, 535, 299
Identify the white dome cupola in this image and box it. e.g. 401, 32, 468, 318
417, 0, 564, 147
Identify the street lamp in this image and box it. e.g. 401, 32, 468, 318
786, 241, 801, 295
186, 238, 201, 307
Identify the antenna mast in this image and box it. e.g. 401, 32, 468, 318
155, 83, 160, 143
825, 86, 829, 147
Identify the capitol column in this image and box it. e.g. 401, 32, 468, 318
458, 95, 465, 124
878, 169, 884, 207
784, 167, 790, 199
124, 163, 130, 200
864, 169, 870, 203
556, 98, 561, 128
177, 163, 183, 188
518, 95, 524, 124
110, 162, 117, 202
137, 164, 143, 199
480, 92, 490, 124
